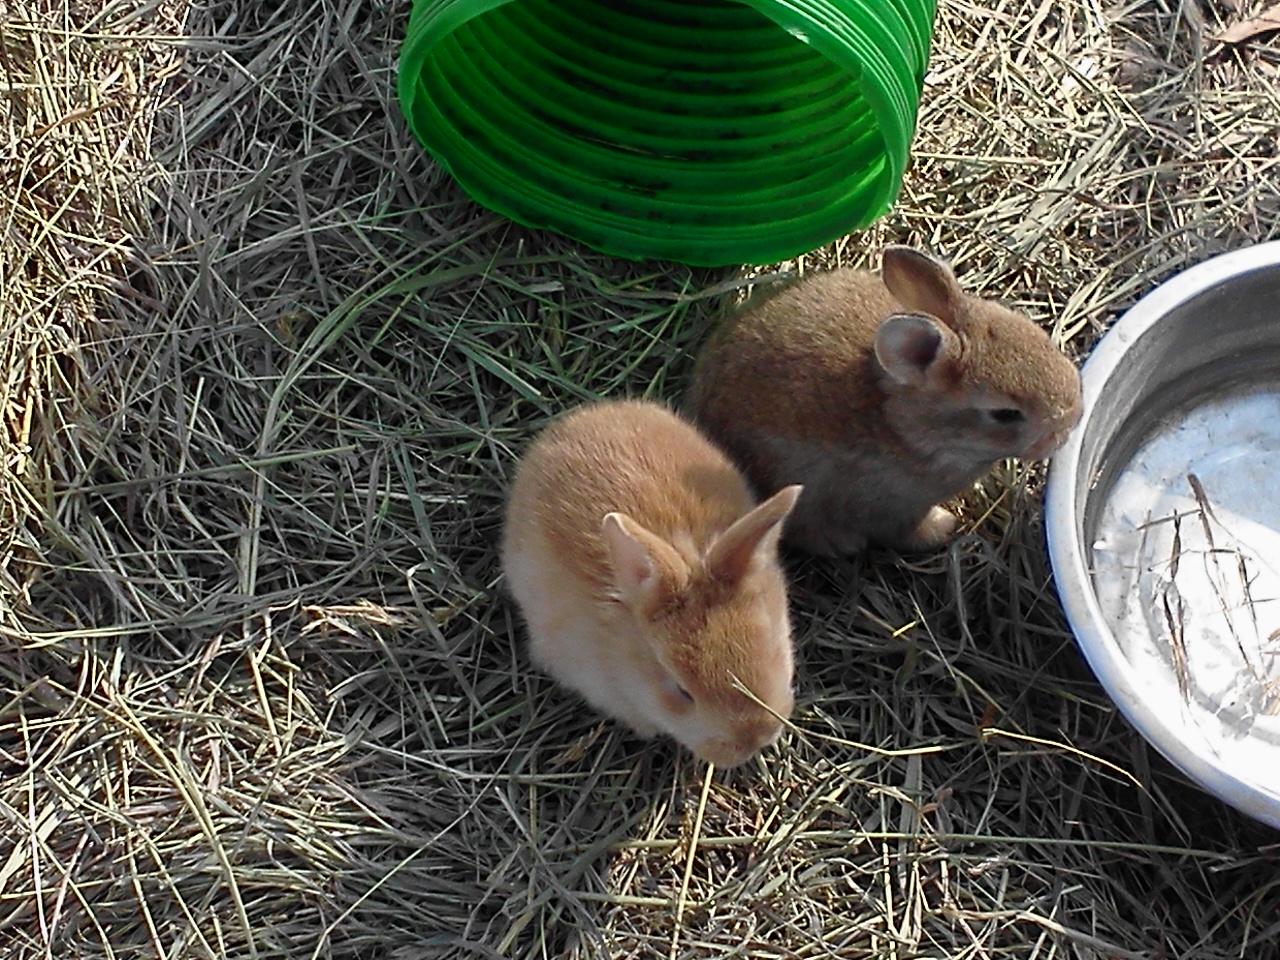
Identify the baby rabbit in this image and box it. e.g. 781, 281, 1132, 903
501, 399, 802, 769
687, 247, 1082, 556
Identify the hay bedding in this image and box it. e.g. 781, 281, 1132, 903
3, 0, 1280, 956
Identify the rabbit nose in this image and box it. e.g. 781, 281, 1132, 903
698, 736, 763, 769
760, 722, 784, 748
1027, 435, 1053, 459
1028, 427, 1068, 460
698, 740, 752, 769
698, 712, 787, 767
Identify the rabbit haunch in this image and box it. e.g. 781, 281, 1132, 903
500, 400, 801, 768
688, 247, 1083, 556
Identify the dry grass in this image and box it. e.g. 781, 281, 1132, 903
3, 0, 1280, 957
1, 0, 183, 632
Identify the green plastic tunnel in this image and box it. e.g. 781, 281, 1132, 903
397, 0, 936, 267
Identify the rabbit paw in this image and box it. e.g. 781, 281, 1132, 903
900, 506, 958, 552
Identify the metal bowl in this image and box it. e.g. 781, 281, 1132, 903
1045, 241, 1280, 829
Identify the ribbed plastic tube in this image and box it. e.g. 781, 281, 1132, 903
398, 0, 935, 266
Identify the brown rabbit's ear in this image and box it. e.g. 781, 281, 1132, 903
706, 485, 802, 584
874, 314, 948, 386
880, 247, 962, 324
601, 512, 689, 618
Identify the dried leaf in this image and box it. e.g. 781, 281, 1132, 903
977, 703, 998, 731
1216, 3, 1280, 43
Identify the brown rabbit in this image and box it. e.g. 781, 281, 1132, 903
686, 247, 1082, 556
500, 399, 802, 768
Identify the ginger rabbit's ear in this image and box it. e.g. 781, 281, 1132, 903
706, 485, 802, 584
601, 512, 689, 618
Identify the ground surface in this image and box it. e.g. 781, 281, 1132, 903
3, 0, 1280, 957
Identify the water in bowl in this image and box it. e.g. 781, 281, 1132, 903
1090, 371, 1280, 768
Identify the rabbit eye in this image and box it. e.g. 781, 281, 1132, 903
988, 407, 1025, 424
665, 675, 696, 706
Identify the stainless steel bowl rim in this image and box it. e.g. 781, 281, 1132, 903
1045, 240, 1280, 830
